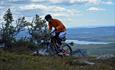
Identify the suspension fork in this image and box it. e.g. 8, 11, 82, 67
51, 37, 60, 53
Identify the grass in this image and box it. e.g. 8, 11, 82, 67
0, 48, 115, 70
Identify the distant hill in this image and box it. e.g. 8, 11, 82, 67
67, 26, 115, 42
16, 26, 115, 42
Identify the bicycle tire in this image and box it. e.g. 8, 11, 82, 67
61, 43, 72, 56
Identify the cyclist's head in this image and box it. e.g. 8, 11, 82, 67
45, 14, 52, 22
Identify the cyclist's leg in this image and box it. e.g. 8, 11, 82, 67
55, 32, 67, 55
50, 32, 62, 54
53, 32, 61, 46
51, 31, 66, 56
58, 32, 71, 55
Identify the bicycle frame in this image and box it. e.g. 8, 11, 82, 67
33, 31, 72, 56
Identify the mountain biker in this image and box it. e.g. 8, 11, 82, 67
45, 14, 66, 55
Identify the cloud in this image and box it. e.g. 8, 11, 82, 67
0, 0, 81, 18
31, 0, 44, 2
19, 4, 66, 12
87, 7, 105, 12
0, 6, 4, 10
19, 3, 81, 17
102, 1, 113, 5
30, 0, 47, 3
19, 4, 46, 11
87, 0, 114, 5
87, 0, 98, 4
48, 0, 88, 5
52, 9, 80, 17
48, 0, 64, 3
48, 0, 114, 5
19, 4, 66, 16
48, 0, 100, 5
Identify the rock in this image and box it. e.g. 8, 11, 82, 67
32, 49, 49, 56
82, 60, 95, 65
69, 60, 95, 66
38, 49, 49, 56
96, 54, 115, 60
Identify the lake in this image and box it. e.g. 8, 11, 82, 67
66, 40, 112, 44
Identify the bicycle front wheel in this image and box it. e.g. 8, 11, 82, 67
61, 43, 72, 56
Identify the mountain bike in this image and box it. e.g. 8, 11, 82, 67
33, 31, 72, 56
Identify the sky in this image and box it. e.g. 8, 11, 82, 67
0, 0, 115, 28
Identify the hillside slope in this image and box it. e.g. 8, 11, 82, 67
0, 49, 115, 70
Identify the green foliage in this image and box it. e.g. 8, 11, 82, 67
28, 42, 38, 51
0, 9, 49, 51
0, 9, 29, 49
3, 9, 13, 24
27, 14, 50, 46
1, 9, 14, 48
15, 39, 29, 47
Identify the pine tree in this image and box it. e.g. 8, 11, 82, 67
2, 8, 14, 48
1, 9, 29, 48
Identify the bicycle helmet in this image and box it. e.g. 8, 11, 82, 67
45, 14, 52, 21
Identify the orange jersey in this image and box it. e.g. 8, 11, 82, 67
48, 19, 66, 32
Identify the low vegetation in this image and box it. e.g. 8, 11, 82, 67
0, 49, 115, 70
